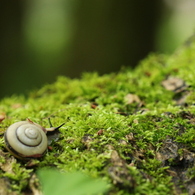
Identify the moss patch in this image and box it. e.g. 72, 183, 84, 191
1, 36, 195, 194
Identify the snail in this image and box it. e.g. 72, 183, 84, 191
4, 119, 64, 160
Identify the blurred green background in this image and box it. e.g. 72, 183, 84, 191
0, 0, 195, 98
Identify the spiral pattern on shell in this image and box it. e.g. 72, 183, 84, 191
4, 121, 48, 159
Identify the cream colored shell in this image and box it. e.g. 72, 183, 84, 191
4, 121, 48, 159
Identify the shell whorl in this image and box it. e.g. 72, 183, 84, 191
4, 121, 48, 159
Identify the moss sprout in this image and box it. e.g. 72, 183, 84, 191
1, 36, 195, 194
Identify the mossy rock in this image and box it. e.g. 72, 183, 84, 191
1, 36, 195, 195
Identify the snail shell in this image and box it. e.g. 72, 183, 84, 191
4, 121, 48, 160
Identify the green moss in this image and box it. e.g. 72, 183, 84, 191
1, 36, 195, 194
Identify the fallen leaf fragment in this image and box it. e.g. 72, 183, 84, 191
0, 114, 5, 123
29, 174, 42, 195
161, 77, 187, 92
0, 178, 17, 195
11, 103, 22, 109
0, 151, 16, 173
124, 94, 142, 104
